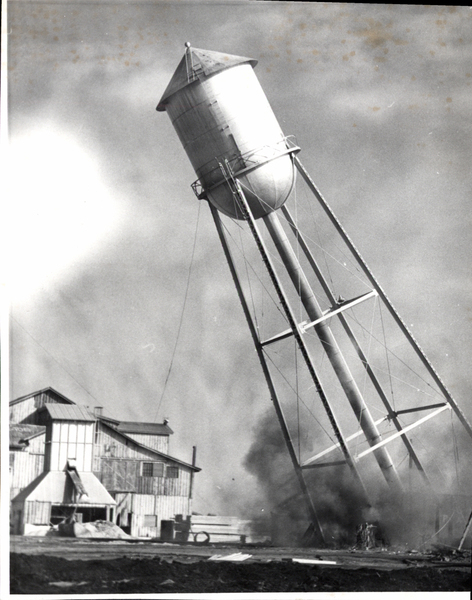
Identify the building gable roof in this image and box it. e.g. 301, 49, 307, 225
95, 414, 120, 426
11, 471, 116, 506
115, 421, 174, 436
10, 387, 76, 406
39, 404, 96, 422
99, 421, 200, 472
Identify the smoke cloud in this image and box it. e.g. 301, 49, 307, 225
244, 408, 368, 546
244, 398, 472, 547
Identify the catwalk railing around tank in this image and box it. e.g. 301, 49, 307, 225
191, 136, 300, 201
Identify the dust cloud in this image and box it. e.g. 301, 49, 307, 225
243, 405, 469, 548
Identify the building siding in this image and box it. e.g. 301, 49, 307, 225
9, 391, 70, 425
24, 500, 51, 526
136, 468, 190, 496
94, 422, 191, 469
95, 423, 161, 461
10, 396, 42, 425
99, 459, 138, 492
95, 457, 191, 496
130, 494, 191, 537
10, 451, 45, 499
28, 433, 46, 454
124, 433, 169, 454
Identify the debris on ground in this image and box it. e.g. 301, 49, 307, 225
354, 522, 378, 550
292, 557, 337, 565
429, 544, 472, 563
48, 581, 88, 588
59, 520, 130, 539
208, 553, 252, 562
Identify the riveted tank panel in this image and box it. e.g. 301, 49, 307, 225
159, 49, 297, 219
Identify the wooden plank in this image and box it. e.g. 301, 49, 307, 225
292, 558, 337, 565
191, 516, 240, 525
191, 525, 242, 534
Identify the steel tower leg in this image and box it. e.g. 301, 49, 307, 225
208, 201, 326, 544
215, 162, 372, 501
294, 156, 472, 441
262, 210, 403, 494
281, 205, 434, 489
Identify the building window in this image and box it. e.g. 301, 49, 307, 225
141, 462, 164, 477
166, 466, 179, 479
142, 462, 154, 477
143, 515, 157, 527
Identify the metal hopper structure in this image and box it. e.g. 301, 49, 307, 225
157, 44, 472, 545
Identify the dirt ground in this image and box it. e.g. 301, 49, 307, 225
9, 536, 471, 594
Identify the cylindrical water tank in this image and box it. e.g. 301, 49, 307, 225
157, 46, 299, 220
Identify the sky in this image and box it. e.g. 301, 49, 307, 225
4, 1, 472, 519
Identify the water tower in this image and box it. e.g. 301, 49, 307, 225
157, 45, 472, 544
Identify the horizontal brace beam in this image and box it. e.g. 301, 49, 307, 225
301, 460, 348, 470
261, 291, 377, 347
301, 290, 378, 332
260, 321, 308, 347
356, 404, 451, 460
261, 327, 297, 347
393, 402, 448, 417
302, 416, 387, 467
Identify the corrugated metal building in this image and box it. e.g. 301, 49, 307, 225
10, 388, 200, 537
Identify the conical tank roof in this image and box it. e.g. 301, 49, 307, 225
156, 45, 258, 111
